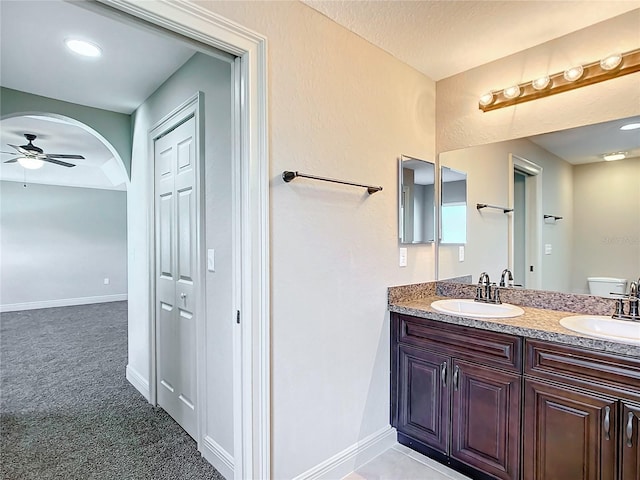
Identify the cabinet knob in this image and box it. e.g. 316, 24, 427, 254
627, 412, 635, 448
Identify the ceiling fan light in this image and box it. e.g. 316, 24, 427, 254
65, 38, 102, 58
600, 53, 622, 71
563, 65, 584, 82
17, 157, 44, 170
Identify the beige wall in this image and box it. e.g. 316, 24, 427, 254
436, 9, 640, 153
194, 2, 436, 478
572, 157, 640, 292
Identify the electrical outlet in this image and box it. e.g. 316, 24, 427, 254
544, 244, 552, 255
399, 248, 408, 267
458, 245, 465, 262
103, 277, 110, 285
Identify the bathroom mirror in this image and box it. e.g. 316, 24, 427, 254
399, 155, 435, 244
437, 115, 640, 295
440, 166, 467, 244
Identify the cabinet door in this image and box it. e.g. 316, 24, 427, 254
397, 344, 450, 455
621, 402, 640, 480
451, 359, 521, 480
523, 378, 617, 480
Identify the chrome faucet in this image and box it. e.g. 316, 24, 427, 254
475, 272, 500, 304
613, 280, 640, 321
500, 269, 514, 287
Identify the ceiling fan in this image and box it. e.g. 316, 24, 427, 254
2, 133, 85, 168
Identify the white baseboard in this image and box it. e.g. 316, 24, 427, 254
292, 426, 397, 480
0, 294, 128, 312
201, 435, 234, 480
126, 364, 150, 401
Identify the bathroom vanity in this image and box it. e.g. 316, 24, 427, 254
389, 283, 640, 480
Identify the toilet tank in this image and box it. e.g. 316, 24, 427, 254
587, 277, 627, 298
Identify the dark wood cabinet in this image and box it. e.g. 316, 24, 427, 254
524, 339, 640, 480
620, 402, 640, 480
392, 312, 640, 480
392, 314, 522, 480
396, 344, 449, 454
523, 378, 617, 480
452, 359, 521, 480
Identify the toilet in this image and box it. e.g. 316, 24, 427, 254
587, 277, 627, 298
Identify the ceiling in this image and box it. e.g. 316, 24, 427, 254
0, 1, 638, 191
303, 0, 640, 81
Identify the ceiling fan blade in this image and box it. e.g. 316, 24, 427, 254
46, 154, 85, 159
7, 144, 30, 155
44, 158, 76, 168
3, 158, 19, 163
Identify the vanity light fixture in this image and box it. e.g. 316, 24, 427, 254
600, 53, 622, 71
65, 38, 102, 58
479, 92, 495, 107
503, 85, 521, 99
17, 157, 44, 170
603, 152, 627, 161
531, 75, 551, 91
563, 65, 584, 82
620, 122, 640, 131
479, 47, 640, 112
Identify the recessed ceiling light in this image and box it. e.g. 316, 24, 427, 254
603, 152, 626, 162
620, 122, 640, 131
65, 38, 102, 58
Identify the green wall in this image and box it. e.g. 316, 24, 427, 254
0, 87, 132, 178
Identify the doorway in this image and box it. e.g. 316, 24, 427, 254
509, 154, 542, 289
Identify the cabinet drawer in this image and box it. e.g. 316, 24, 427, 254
396, 314, 522, 373
525, 339, 640, 400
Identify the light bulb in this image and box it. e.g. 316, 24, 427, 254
531, 76, 550, 90
503, 85, 521, 99
563, 65, 584, 82
603, 152, 626, 161
17, 157, 44, 170
600, 53, 622, 71
479, 92, 495, 107
65, 39, 102, 58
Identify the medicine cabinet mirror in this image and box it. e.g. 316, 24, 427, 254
398, 155, 435, 244
440, 166, 467, 244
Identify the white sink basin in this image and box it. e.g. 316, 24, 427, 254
559, 315, 640, 345
430, 299, 524, 318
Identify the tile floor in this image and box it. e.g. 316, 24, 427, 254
343, 444, 471, 480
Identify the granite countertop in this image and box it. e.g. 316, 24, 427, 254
389, 295, 640, 358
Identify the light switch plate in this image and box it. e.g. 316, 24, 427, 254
544, 244, 552, 255
399, 247, 408, 267
458, 245, 465, 262
207, 249, 215, 271
103, 277, 110, 285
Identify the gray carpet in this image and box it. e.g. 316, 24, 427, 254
1, 301, 225, 480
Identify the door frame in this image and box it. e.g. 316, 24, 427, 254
102, 2, 270, 479
508, 154, 542, 289
149, 93, 204, 440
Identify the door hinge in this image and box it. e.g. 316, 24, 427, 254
236, 310, 241, 324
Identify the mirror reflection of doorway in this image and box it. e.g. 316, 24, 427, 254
510, 155, 543, 289
513, 171, 526, 284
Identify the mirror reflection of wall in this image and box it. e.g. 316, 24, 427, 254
437, 115, 640, 295
399, 156, 435, 244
